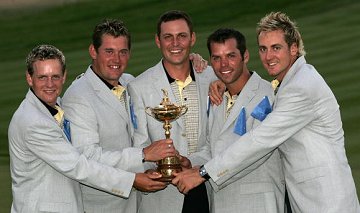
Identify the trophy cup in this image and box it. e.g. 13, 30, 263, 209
145, 89, 188, 182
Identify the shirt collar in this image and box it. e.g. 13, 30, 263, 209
91, 66, 120, 89
30, 88, 58, 116
163, 60, 196, 84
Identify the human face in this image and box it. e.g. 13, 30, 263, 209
26, 59, 66, 107
156, 19, 196, 67
258, 29, 298, 81
210, 38, 249, 89
89, 34, 130, 86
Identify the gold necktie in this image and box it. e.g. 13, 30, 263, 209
54, 105, 64, 125
271, 79, 280, 90
175, 74, 192, 103
224, 91, 237, 117
112, 85, 125, 100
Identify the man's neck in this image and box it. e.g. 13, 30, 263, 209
91, 66, 120, 88
163, 60, 191, 82
227, 70, 251, 96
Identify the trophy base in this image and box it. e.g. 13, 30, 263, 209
157, 157, 182, 182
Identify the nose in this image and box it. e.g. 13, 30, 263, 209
112, 52, 121, 62
220, 57, 228, 67
265, 49, 274, 61
45, 77, 55, 87
172, 37, 179, 46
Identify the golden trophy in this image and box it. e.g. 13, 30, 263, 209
145, 89, 188, 182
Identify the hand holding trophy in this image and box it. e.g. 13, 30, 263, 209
145, 89, 188, 182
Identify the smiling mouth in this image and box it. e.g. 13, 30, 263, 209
109, 65, 120, 69
221, 70, 231, 74
170, 49, 182, 54
268, 62, 277, 67
43, 89, 56, 94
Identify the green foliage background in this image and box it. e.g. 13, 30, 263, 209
1, 0, 359, 211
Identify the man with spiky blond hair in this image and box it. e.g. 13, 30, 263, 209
173, 12, 360, 213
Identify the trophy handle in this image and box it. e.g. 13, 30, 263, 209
145, 107, 153, 117
180, 105, 188, 116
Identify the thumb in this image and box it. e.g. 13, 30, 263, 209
148, 172, 162, 179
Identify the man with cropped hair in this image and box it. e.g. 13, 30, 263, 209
172, 12, 360, 212
8, 44, 153, 213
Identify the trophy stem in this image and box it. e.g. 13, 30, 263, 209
158, 120, 181, 182
163, 120, 171, 139
146, 89, 188, 182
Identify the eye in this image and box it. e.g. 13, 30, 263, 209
163, 35, 173, 41
259, 47, 266, 53
273, 45, 281, 51
38, 76, 47, 81
119, 49, 129, 56
178, 33, 188, 39
211, 56, 220, 62
105, 49, 113, 55
51, 75, 61, 81
228, 53, 236, 59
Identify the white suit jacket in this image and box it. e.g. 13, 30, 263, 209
62, 66, 143, 213
127, 60, 216, 213
207, 72, 285, 213
205, 56, 360, 212
8, 90, 135, 213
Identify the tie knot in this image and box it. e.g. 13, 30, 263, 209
54, 105, 64, 125
112, 85, 125, 100
224, 91, 237, 114
271, 79, 280, 90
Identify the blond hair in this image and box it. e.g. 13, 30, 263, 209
257, 12, 306, 56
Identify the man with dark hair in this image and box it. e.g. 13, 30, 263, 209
172, 12, 360, 213
62, 19, 177, 213
128, 10, 216, 213
200, 28, 285, 212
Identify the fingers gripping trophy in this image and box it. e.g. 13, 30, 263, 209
145, 89, 188, 182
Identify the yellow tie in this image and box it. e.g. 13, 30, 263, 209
175, 75, 192, 103
224, 91, 237, 116
112, 85, 125, 100
54, 105, 64, 125
271, 79, 280, 90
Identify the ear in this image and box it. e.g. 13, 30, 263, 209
89, 44, 97, 60
290, 43, 299, 56
190, 32, 196, 47
26, 71, 33, 87
62, 70, 67, 84
243, 49, 250, 63
155, 34, 161, 48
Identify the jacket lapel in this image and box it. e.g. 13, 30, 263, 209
151, 62, 186, 130
220, 72, 260, 134
194, 71, 210, 140
85, 69, 129, 123
27, 90, 71, 142
273, 56, 305, 108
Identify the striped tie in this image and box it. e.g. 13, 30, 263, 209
54, 105, 64, 125
271, 79, 280, 95
224, 91, 237, 117
112, 85, 125, 100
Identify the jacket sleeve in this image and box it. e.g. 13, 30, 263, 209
206, 84, 314, 185
25, 120, 135, 198
62, 93, 144, 173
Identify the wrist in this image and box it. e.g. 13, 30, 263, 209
142, 148, 146, 163
199, 165, 210, 181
